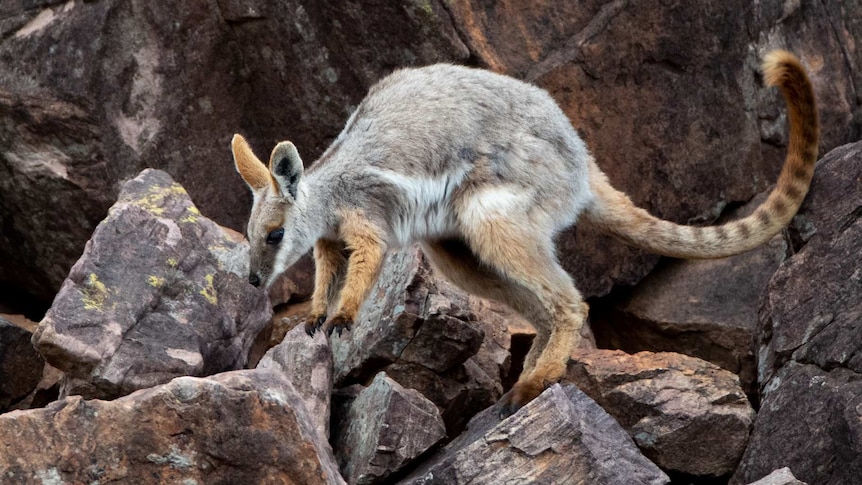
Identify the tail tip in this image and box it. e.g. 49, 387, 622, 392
762, 49, 803, 87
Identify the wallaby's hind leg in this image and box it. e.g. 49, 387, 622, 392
306, 239, 347, 336
456, 206, 587, 417
420, 238, 553, 373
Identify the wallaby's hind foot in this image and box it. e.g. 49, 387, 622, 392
499, 378, 547, 418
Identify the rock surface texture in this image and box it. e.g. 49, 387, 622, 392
0, 369, 344, 485
399, 384, 670, 485
332, 372, 446, 485
567, 350, 754, 478
732, 142, 862, 484
746, 467, 807, 485
32, 169, 272, 400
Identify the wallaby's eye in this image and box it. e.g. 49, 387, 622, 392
266, 228, 284, 245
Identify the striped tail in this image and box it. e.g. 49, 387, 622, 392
583, 50, 819, 259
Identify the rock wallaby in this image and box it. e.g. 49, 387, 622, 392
232, 50, 818, 417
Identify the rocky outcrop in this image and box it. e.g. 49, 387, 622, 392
331, 373, 446, 485
732, 141, 862, 484
398, 384, 669, 485
32, 169, 272, 400
0, 317, 44, 411
746, 467, 807, 485
567, 350, 754, 478
0, 369, 345, 485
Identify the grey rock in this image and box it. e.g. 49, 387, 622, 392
746, 467, 807, 485
258, 324, 333, 440
398, 384, 669, 485
332, 372, 445, 485
32, 169, 272, 399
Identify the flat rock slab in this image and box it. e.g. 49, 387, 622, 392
567, 350, 754, 477
258, 324, 334, 440
0, 317, 44, 411
0, 369, 345, 484
332, 372, 445, 485
32, 169, 272, 399
398, 384, 669, 485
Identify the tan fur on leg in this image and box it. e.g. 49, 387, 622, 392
306, 239, 346, 336
324, 210, 387, 336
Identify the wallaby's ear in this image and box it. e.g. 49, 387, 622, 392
232, 134, 272, 191
269, 141, 304, 200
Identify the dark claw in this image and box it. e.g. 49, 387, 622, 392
305, 315, 326, 337
324, 315, 353, 338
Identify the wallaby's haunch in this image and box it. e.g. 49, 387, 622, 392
232, 50, 818, 417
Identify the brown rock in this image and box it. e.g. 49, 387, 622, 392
398, 384, 669, 485
258, 324, 334, 441
734, 142, 862, 485
267, 251, 315, 307
0, 317, 44, 411
596, 193, 789, 395
0, 0, 469, 302
32, 169, 272, 399
332, 372, 446, 485
567, 350, 754, 477
0, 369, 345, 484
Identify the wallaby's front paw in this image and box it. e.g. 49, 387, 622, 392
323, 314, 353, 337
305, 314, 326, 337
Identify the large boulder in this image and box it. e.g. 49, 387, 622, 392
398, 384, 669, 485
567, 350, 754, 478
732, 141, 862, 484
0, 369, 345, 484
32, 169, 272, 399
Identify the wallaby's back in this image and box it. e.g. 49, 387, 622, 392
583, 50, 819, 258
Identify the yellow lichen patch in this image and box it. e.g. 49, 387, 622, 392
199, 274, 217, 305
180, 214, 198, 224
187, 206, 200, 215
148, 275, 166, 288
82, 273, 110, 310
168, 183, 188, 195
129, 184, 190, 216
167, 258, 179, 267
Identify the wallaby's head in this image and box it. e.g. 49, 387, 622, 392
231, 134, 305, 289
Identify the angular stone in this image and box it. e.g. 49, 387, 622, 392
0, 317, 44, 411
567, 350, 754, 477
731, 363, 862, 485
746, 467, 807, 485
0, 369, 345, 484
398, 384, 669, 485
332, 372, 445, 485
32, 169, 272, 399
757, 141, 862, 387
258, 324, 333, 440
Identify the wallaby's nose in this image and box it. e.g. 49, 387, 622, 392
248, 273, 261, 287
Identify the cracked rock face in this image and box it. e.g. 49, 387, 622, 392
331, 372, 446, 485
0, 369, 345, 485
398, 384, 670, 485
32, 169, 272, 400
567, 350, 755, 477
732, 141, 862, 485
